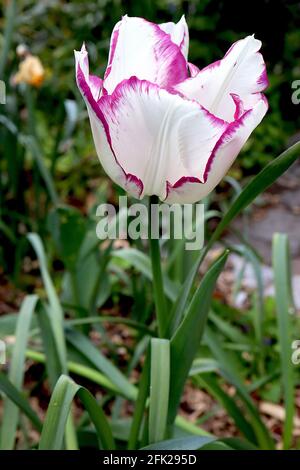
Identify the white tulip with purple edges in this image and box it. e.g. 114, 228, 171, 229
75, 15, 268, 204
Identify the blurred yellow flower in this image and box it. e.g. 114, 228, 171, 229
13, 55, 45, 87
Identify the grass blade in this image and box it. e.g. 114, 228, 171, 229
168, 250, 228, 426
65, 328, 137, 401
169, 141, 300, 334
28, 233, 67, 371
272, 233, 295, 449
39, 375, 115, 450
0, 295, 38, 449
112, 248, 177, 302
26, 349, 120, 395
149, 338, 170, 444
128, 348, 151, 450
195, 374, 256, 444
0, 372, 42, 433
142, 435, 216, 450
205, 327, 274, 449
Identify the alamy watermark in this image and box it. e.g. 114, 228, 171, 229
0, 340, 6, 365
291, 80, 300, 105
0, 80, 5, 104
291, 340, 300, 365
95, 196, 205, 250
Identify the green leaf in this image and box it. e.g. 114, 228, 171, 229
168, 250, 228, 425
128, 347, 151, 450
272, 233, 295, 449
37, 304, 64, 389
221, 437, 257, 450
0, 372, 42, 433
25, 349, 120, 395
166, 247, 207, 337
195, 374, 256, 444
27, 233, 67, 372
189, 357, 220, 376
205, 327, 274, 449
170, 141, 300, 334
142, 435, 216, 450
47, 206, 86, 272
0, 295, 38, 449
65, 328, 137, 401
112, 248, 178, 302
210, 141, 300, 245
149, 338, 170, 444
24, 135, 59, 205
0, 313, 37, 339
27, 234, 77, 448
39, 375, 115, 450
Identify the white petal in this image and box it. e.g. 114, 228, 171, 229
98, 77, 227, 200
75, 45, 143, 198
175, 35, 268, 121
159, 15, 189, 59
165, 95, 268, 203
74, 44, 102, 100
188, 62, 200, 77
103, 16, 188, 94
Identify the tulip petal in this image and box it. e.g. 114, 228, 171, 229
159, 15, 189, 59
97, 76, 227, 200
75, 45, 143, 198
188, 62, 200, 77
175, 35, 268, 121
103, 15, 188, 94
165, 95, 268, 203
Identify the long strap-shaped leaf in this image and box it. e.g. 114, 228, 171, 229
205, 327, 274, 449
0, 371, 42, 433
149, 338, 170, 444
28, 234, 77, 448
39, 375, 115, 450
112, 248, 178, 302
0, 295, 38, 449
26, 349, 120, 395
28, 233, 67, 371
195, 374, 256, 444
167, 250, 229, 425
65, 328, 137, 401
272, 233, 295, 449
169, 141, 300, 336
142, 435, 217, 450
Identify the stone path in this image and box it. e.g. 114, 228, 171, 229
224, 158, 300, 310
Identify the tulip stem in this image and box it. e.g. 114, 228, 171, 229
148, 195, 168, 337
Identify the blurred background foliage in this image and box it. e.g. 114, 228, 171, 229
0, 0, 300, 274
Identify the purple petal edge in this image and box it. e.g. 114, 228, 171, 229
76, 62, 144, 197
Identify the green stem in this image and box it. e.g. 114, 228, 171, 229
148, 195, 168, 337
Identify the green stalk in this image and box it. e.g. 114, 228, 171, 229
0, 0, 17, 78
148, 195, 168, 337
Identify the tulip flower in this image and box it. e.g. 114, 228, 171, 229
75, 15, 268, 203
